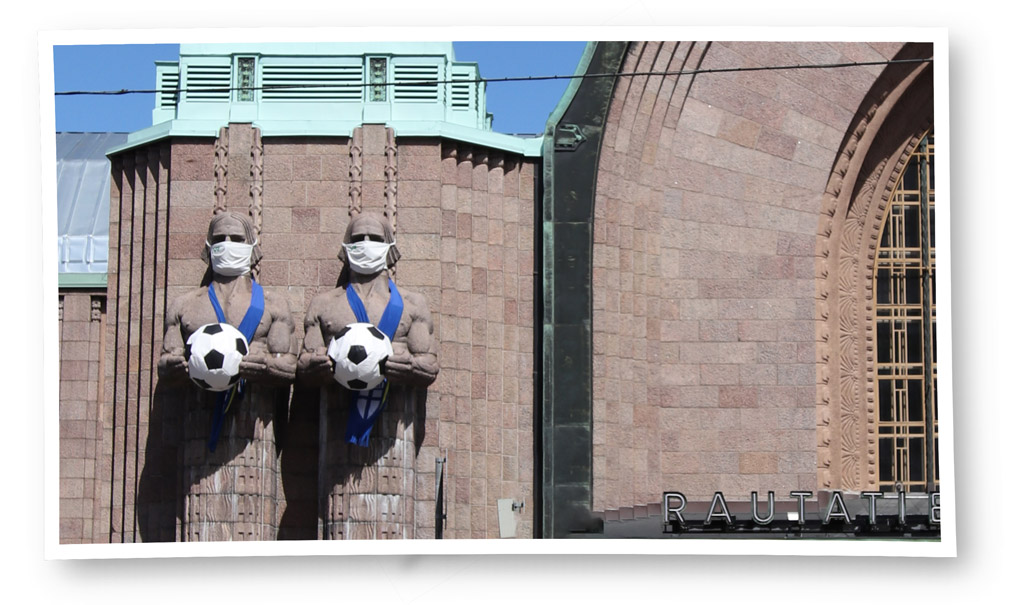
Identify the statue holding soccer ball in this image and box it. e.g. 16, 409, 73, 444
159, 212, 296, 390
299, 212, 438, 539
299, 213, 439, 437
155, 211, 296, 541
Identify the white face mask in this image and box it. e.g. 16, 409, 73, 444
344, 240, 393, 275
208, 240, 254, 276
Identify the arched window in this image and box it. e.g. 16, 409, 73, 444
874, 132, 937, 493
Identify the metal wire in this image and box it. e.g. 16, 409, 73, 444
55, 57, 933, 96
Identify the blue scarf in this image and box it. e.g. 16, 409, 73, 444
344, 279, 404, 447
206, 280, 264, 451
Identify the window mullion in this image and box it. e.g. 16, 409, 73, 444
918, 135, 937, 492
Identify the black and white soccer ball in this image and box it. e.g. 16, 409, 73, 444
327, 322, 393, 391
185, 322, 249, 392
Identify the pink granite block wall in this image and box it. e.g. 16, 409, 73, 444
58, 291, 106, 543
260, 137, 350, 540
592, 41, 904, 513
97, 142, 172, 542
423, 142, 535, 539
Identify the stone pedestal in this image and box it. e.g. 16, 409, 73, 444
319, 385, 417, 539
182, 388, 281, 541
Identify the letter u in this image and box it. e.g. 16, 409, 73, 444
751, 491, 775, 526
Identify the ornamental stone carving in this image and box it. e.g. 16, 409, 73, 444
816, 46, 933, 492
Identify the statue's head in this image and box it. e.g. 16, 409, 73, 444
200, 211, 263, 276
338, 213, 401, 275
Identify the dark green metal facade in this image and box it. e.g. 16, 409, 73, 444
539, 42, 628, 538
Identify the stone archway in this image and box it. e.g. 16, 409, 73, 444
815, 43, 934, 492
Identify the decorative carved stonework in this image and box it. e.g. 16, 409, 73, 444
249, 127, 264, 278
249, 127, 264, 233
91, 296, 103, 322
369, 57, 387, 103
815, 48, 933, 492
214, 126, 229, 214
384, 128, 398, 236
237, 57, 255, 102
385, 128, 399, 280
839, 213, 865, 489
348, 129, 363, 218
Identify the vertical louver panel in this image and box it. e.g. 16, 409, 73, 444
394, 63, 440, 102
450, 85, 471, 109
185, 64, 232, 101
158, 69, 179, 108
450, 65, 474, 111
261, 64, 364, 101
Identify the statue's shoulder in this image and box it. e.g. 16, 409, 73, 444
306, 286, 346, 313
259, 287, 293, 319
395, 285, 429, 313
260, 286, 288, 307
170, 286, 210, 309
165, 286, 210, 329
398, 286, 425, 304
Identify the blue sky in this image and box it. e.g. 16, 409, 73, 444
53, 41, 587, 136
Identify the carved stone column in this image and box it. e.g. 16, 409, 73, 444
179, 123, 282, 541
319, 125, 418, 540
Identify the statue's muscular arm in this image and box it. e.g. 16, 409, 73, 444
384, 290, 439, 387
239, 290, 297, 384
296, 292, 335, 385
157, 293, 188, 382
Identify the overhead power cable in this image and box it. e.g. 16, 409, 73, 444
55, 57, 933, 97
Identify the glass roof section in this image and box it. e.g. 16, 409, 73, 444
56, 132, 127, 284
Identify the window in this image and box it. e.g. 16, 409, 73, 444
368, 57, 387, 102
874, 132, 937, 493
236, 56, 256, 102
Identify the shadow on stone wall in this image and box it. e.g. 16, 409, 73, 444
136, 379, 183, 543
136, 368, 426, 542
278, 385, 320, 540
138, 380, 300, 542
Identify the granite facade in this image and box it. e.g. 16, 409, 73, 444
62, 124, 535, 542
590, 41, 928, 513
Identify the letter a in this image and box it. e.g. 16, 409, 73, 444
704, 491, 734, 525
822, 490, 852, 524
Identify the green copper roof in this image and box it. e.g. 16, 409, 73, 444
58, 272, 107, 289
110, 42, 541, 157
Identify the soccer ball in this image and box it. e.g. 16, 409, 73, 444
327, 322, 393, 391
185, 322, 249, 392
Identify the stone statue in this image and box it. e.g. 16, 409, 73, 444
158, 212, 296, 386
156, 211, 297, 541
298, 212, 438, 539
299, 213, 439, 388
